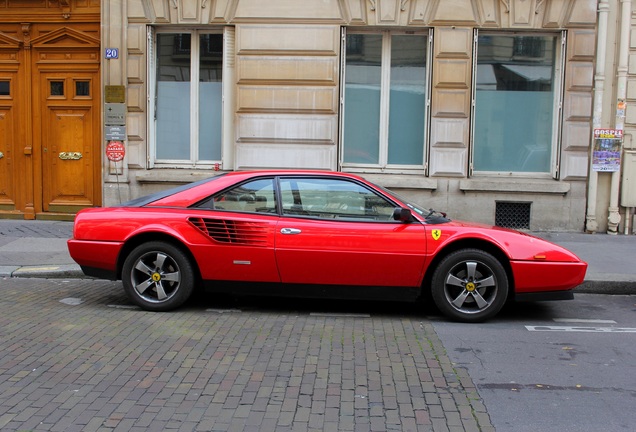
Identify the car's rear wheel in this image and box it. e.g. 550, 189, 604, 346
431, 249, 508, 323
122, 241, 195, 311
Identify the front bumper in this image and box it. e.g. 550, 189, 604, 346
511, 260, 588, 293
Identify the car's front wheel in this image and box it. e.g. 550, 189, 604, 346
431, 249, 508, 322
122, 241, 195, 311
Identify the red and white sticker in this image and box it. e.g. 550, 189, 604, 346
106, 141, 125, 162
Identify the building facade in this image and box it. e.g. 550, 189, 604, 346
4, 0, 636, 234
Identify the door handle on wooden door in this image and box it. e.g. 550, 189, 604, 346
59, 152, 83, 160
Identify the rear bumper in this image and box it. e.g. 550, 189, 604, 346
67, 239, 123, 279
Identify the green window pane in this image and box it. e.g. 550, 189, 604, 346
156, 34, 191, 160
343, 34, 382, 164
388, 35, 427, 165
198, 34, 223, 161
474, 35, 556, 173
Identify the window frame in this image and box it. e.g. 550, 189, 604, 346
469, 30, 566, 179
340, 28, 433, 175
148, 27, 233, 169
204, 178, 278, 214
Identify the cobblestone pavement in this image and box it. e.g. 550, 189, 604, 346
0, 278, 493, 432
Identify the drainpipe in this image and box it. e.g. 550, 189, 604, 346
586, 0, 610, 233
608, 0, 631, 234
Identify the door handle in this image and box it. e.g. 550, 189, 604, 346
280, 228, 301, 235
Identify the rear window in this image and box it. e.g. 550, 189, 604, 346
120, 175, 225, 207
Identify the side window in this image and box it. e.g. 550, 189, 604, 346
207, 179, 277, 214
279, 178, 396, 221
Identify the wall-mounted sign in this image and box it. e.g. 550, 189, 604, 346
593, 128, 623, 172
106, 141, 126, 162
105, 85, 125, 103
105, 103, 126, 126
105, 48, 119, 59
105, 126, 127, 141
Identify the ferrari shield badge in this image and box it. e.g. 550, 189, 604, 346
431, 229, 441, 241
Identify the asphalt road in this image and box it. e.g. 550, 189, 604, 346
434, 294, 636, 432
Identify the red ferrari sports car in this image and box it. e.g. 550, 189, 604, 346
68, 170, 587, 322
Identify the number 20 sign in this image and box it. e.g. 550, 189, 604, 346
105, 48, 119, 59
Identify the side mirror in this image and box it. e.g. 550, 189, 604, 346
392, 207, 413, 222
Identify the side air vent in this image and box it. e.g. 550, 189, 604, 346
189, 217, 269, 246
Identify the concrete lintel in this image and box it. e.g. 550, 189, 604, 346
459, 179, 570, 195
136, 170, 220, 184
362, 174, 438, 190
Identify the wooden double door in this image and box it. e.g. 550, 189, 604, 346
0, 23, 101, 220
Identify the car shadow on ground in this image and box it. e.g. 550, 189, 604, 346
97, 281, 566, 323
187, 289, 434, 318
187, 288, 561, 323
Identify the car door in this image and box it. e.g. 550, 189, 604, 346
274, 176, 427, 287
189, 177, 281, 283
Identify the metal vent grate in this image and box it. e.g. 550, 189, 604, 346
495, 201, 531, 229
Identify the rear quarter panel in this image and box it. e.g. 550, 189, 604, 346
72, 207, 281, 283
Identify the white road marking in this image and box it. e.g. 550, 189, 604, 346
553, 318, 617, 324
526, 325, 636, 333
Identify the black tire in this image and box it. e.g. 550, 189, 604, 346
431, 249, 508, 323
122, 241, 195, 311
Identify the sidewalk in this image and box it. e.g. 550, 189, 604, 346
0, 220, 79, 279
1, 219, 635, 295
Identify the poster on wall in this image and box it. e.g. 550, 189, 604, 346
593, 129, 623, 172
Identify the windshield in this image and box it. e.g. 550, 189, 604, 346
375, 185, 429, 216
376, 184, 449, 222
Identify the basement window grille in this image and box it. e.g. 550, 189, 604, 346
495, 201, 531, 230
